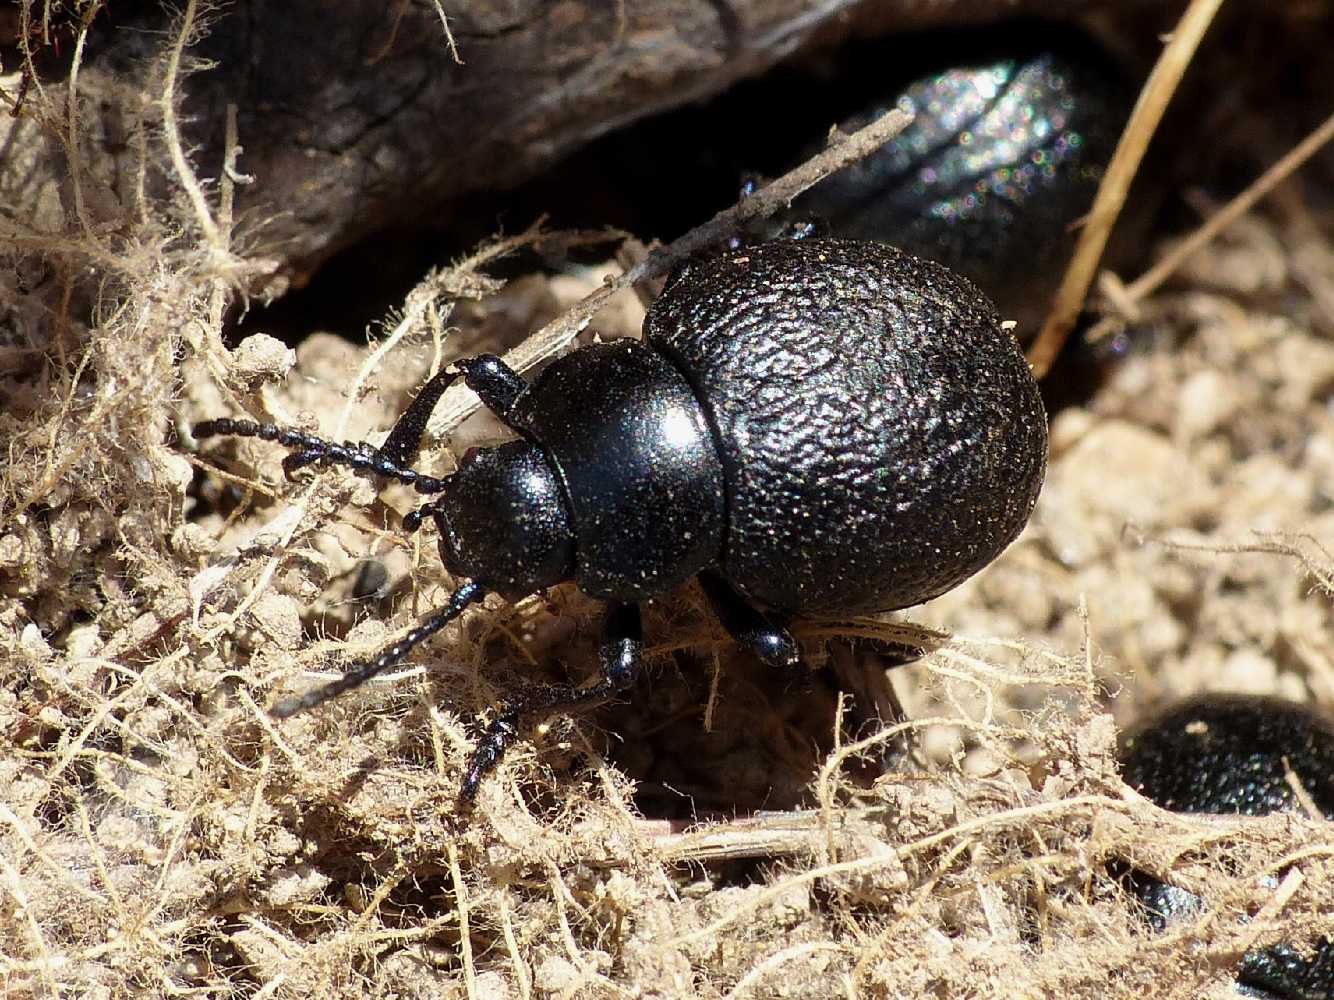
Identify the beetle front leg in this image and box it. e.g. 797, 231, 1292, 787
381, 354, 529, 466
270, 580, 487, 716
459, 601, 643, 801
697, 571, 805, 679
455, 355, 529, 428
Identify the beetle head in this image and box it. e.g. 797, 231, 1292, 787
431, 440, 575, 599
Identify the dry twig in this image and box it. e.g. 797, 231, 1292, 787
421, 108, 915, 438
1027, 0, 1226, 376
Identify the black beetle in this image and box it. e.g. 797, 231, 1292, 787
1119, 694, 1334, 999
793, 32, 1128, 335
194, 238, 1048, 798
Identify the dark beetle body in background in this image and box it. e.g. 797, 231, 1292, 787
195, 238, 1048, 797
1120, 695, 1334, 999
251, 27, 1131, 352
1121, 695, 1334, 818
793, 33, 1128, 336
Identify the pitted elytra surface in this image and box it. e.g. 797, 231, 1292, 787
1120, 695, 1334, 999
647, 239, 1047, 614
1120, 694, 1334, 819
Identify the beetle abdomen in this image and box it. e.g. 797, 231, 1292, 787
646, 239, 1046, 614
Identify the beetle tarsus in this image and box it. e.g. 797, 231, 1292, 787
459, 712, 519, 802
281, 449, 326, 479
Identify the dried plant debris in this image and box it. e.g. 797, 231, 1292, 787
3, 5, 1334, 999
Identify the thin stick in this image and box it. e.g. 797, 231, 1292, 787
431, 0, 463, 64
65, 13, 96, 241
448, 842, 478, 1000
725, 942, 846, 1000
161, 0, 222, 251
423, 108, 915, 438
206, 104, 242, 341
1123, 109, 1334, 303
1026, 0, 1226, 377
499, 890, 533, 1000
668, 794, 1137, 946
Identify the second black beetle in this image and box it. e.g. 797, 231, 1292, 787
792, 30, 1128, 337
1119, 695, 1334, 999
194, 238, 1048, 798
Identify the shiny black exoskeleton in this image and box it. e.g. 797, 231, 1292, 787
1120, 695, 1334, 999
794, 33, 1128, 336
194, 238, 1048, 799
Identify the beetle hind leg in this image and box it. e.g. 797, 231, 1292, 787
459, 601, 643, 802
697, 571, 805, 680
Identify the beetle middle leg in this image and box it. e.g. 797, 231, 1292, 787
696, 571, 804, 678
460, 600, 643, 801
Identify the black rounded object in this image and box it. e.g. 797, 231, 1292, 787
432, 440, 575, 599
795, 36, 1127, 336
509, 337, 726, 601
646, 238, 1047, 614
1120, 695, 1334, 1000
1121, 695, 1334, 817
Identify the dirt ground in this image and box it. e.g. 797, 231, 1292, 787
2, 3, 1333, 998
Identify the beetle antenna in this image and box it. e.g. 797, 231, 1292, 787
193, 417, 449, 493
271, 580, 486, 717
195, 362, 466, 494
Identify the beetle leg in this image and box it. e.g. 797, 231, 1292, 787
381, 354, 530, 469
697, 571, 804, 678
269, 580, 486, 717
402, 495, 447, 533
454, 354, 529, 427
825, 638, 918, 769
459, 601, 643, 801
379, 364, 466, 465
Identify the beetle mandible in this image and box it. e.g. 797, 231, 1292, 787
194, 238, 1048, 799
